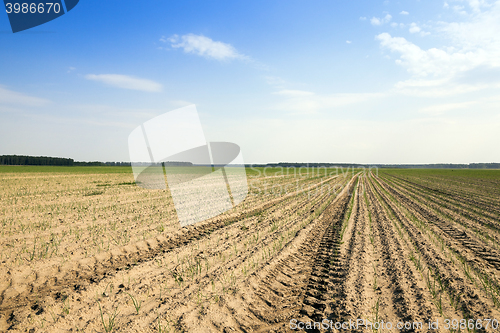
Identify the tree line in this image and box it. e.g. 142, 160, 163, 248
253, 162, 500, 169
0, 155, 74, 166
1, 155, 499, 169
0, 155, 131, 167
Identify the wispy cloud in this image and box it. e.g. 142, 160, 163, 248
419, 101, 477, 115
408, 22, 430, 36
85, 74, 162, 92
393, 80, 485, 97
376, 30, 486, 77
375, 0, 500, 98
264, 76, 287, 89
455, 0, 492, 13
169, 100, 193, 108
400, 11, 409, 15
377, 1, 500, 77
163, 34, 247, 61
272, 89, 384, 114
0, 86, 50, 107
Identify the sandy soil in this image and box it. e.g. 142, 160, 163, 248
1, 169, 500, 332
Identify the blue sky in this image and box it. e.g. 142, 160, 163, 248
1, 0, 499, 164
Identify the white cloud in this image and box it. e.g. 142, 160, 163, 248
394, 80, 485, 97
169, 100, 193, 108
164, 34, 246, 61
395, 78, 451, 89
419, 101, 477, 115
409, 22, 421, 33
371, 14, 392, 26
0, 86, 50, 107
359, 16, 367, 20
272, 89, 383, 114
439, 3, 500, 53
275, 90, 315, 97
376, 32, 488, 77
70, 104, 163, 122
453, 5, 468, 14
458, 0, 491, 13
265, 76, 287, 88
346, 40, 352, 44
407, 23, 430, 36
85, 74, 162, 92
376, 1, 500, 93
400, 11, 409, 15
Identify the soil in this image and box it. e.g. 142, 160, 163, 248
1, 170, 499, 332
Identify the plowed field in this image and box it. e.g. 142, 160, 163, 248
1, 167, 500, 332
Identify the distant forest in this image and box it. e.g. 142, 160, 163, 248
1, 155, 499, 169
0, 155, 130, 167
250, 162, 500, 169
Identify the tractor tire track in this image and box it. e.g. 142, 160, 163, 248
371, 176, 500, 326
237, 177, 357, 333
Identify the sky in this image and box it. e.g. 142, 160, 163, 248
1, 0, 500, 164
